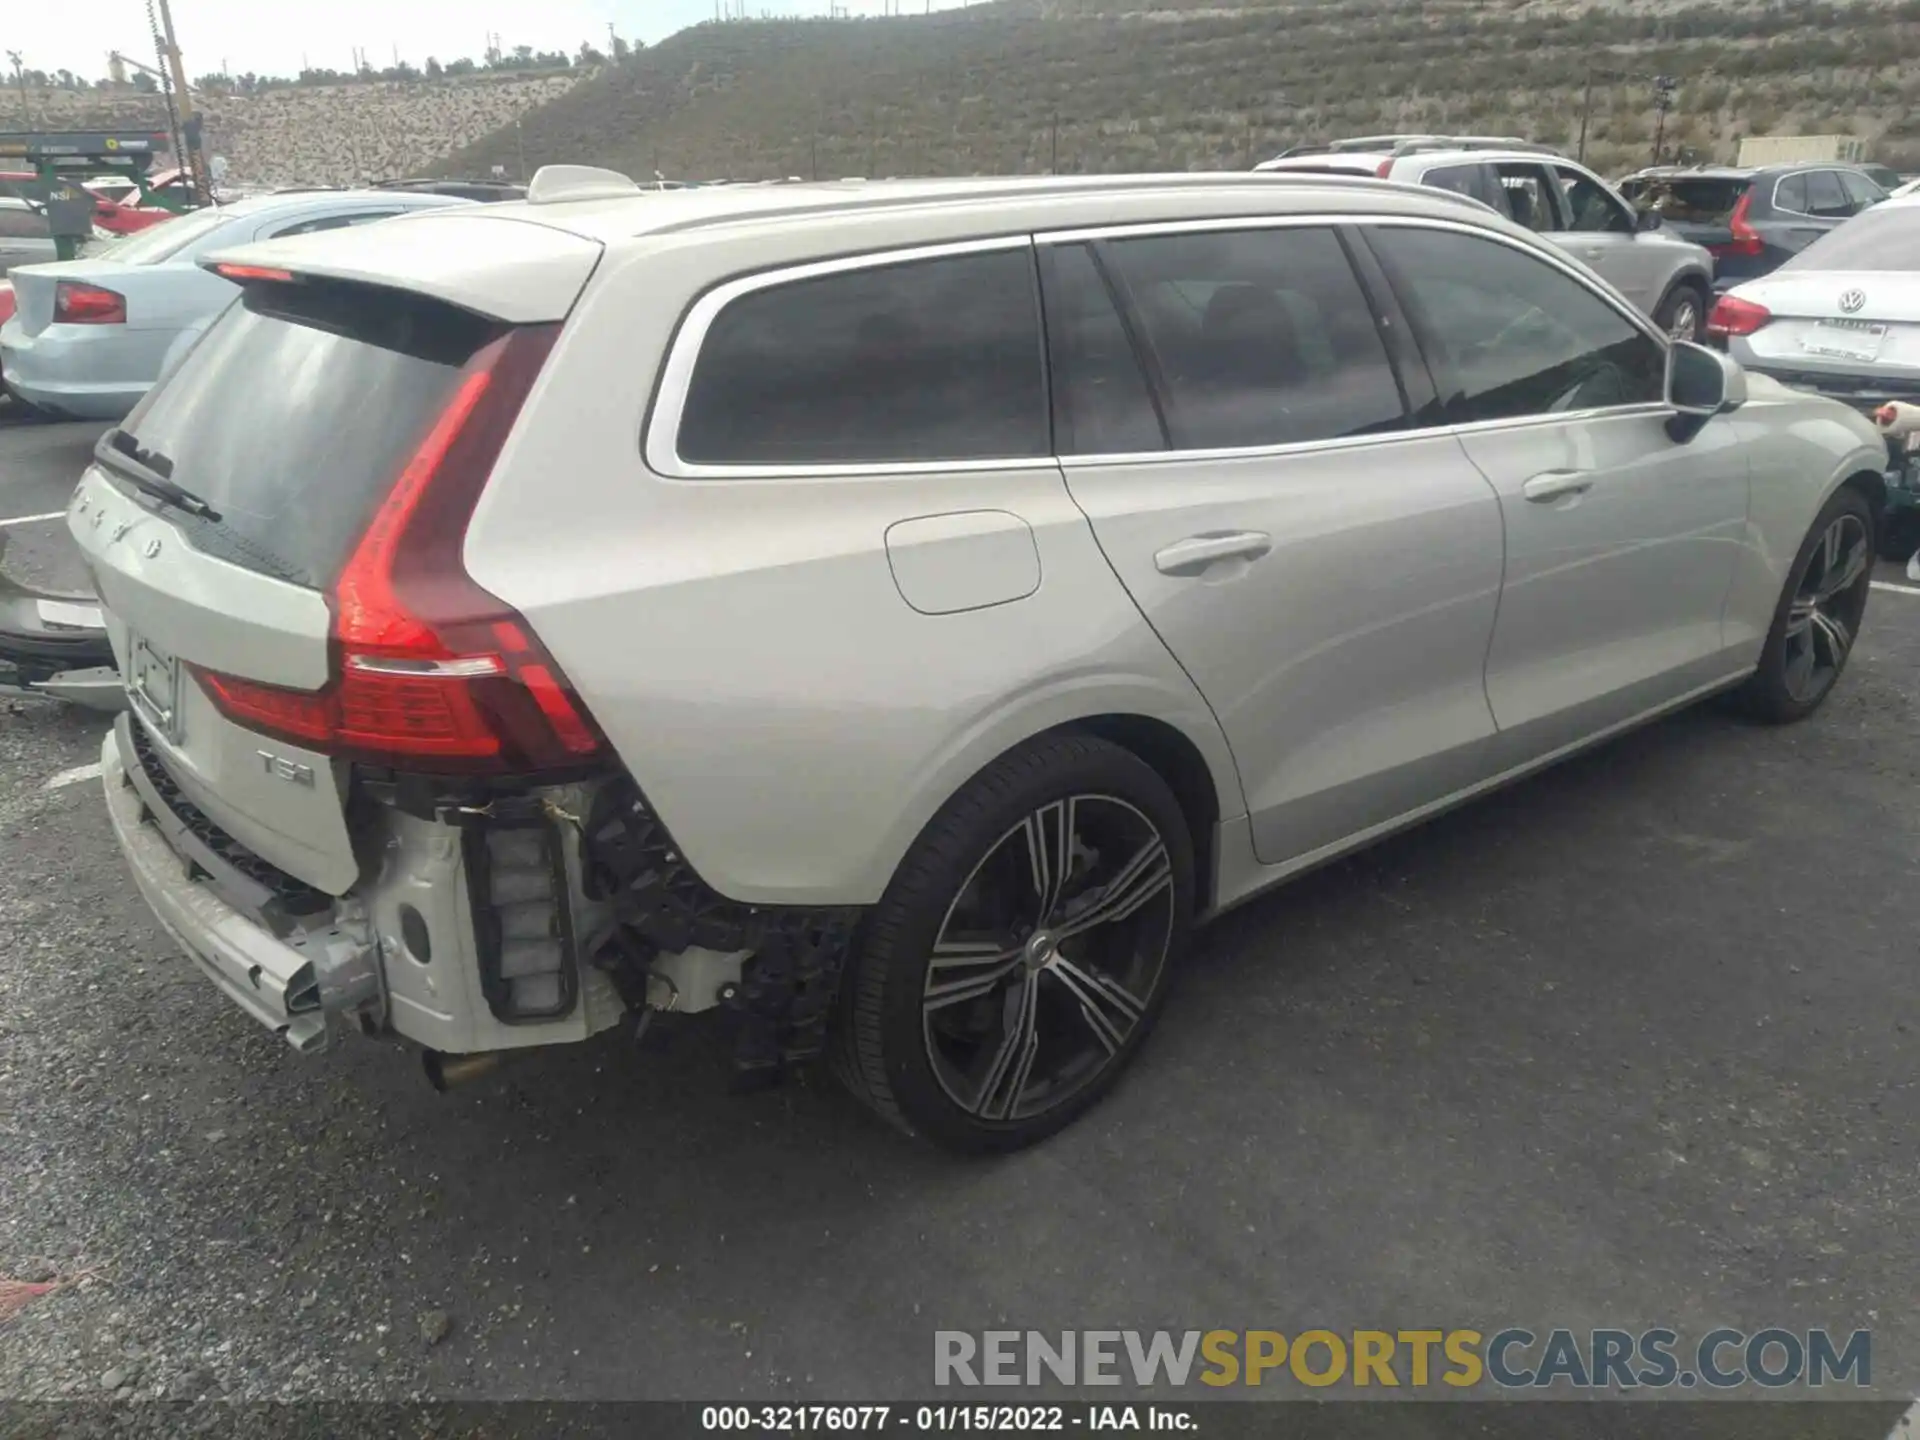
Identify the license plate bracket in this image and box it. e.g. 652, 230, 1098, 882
126, 634, 183, 744
1803, 319, 1886, 363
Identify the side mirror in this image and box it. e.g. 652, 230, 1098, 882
1665, 341, 1746, 442
1636, 209, 1663, 233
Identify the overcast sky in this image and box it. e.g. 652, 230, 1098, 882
7, 1, 975, 80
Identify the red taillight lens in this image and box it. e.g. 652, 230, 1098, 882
1709, 190, 1764, 260
194, 320, 605, 775
1375, 159, 1394, 178
1705, 294, 1772, 338
0, 281, 14, 328
54, 281, 126, 325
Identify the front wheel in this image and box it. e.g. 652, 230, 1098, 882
834, 732, 1194, 1153
1654, 281, 1708, 343
1732, 487, 1875, 724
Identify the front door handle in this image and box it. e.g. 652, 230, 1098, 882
1154, 530, 1273, 576
1522, 471, 1594, 503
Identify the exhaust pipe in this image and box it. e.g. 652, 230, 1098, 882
422, 1049, 503, 1092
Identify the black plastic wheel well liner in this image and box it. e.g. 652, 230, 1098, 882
1840, 468, 1888, 522
1067, 714, 1220, 901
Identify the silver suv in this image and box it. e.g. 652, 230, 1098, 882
1257, 137, 1717, 340
80, 169, 1884, 1151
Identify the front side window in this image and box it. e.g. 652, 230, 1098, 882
1093, 226, 1407, 450
1368, 225, 1664, 424
1556, 166, 1633, 234
676, 247, 1047, 467
1494, 164, 1562, 232
1838, 169, 1886, 210
1804, 171, 1853, 219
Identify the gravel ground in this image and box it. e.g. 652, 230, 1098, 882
1, 417, 1918, 1417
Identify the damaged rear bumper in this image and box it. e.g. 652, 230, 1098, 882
102, 719, 378, 1052
0, 531, 122, 708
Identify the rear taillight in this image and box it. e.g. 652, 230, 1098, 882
1375, 159, 1394, 179
54, 281, 126, 325
1709, 190, 1764, 259
1705, 294, 1771, 338
0, 281, 14, 328
193, 321, 605, 775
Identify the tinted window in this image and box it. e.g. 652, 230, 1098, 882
1557, 167, 1632, 234
117, 281, 502, 587
1837, 170, 1884, 211
1633, 176, 1750, 222
1369, 226, 1664, 423
1495, 164, 1561, 232
1098, 226, 1407, 450
0, 205, 49, 239
1040, 244, 1164, 455
1782, 206, 1920, 272
1427, 164, 1491, 207
1805, 171, 1852, 219
677, 248, 1047, 466
271, 209, 401, 238
1774, 174, 1811, 214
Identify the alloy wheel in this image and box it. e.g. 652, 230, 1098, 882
1666, 297, 1700, 342
1782, 511, 1870, 704
921, 794, 1176, 1123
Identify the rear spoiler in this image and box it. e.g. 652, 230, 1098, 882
200, 210, 603, 325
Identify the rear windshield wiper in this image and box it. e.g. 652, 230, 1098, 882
96, 429, 222, 523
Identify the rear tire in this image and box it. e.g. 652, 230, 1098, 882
1732, 486, 1875, 724
833, 732, 1194, 1153
1654, 280, 1708, 343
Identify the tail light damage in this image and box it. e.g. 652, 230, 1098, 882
191, 320, 605, 776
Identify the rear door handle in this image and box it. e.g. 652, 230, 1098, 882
1522, 471, 1594, 503
1153, 530, 1273, 576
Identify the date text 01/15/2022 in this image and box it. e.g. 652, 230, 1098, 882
700, 1406, 1194, 1431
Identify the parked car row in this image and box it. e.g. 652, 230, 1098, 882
0, 188, 469, 419
39, 165, 1887, 1151
1256, 138, 1718, 339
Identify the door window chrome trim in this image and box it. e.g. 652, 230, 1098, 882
644, 234, 1049, 480
648, 214, 1676, 480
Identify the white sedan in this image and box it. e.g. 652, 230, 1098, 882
1709, 193, 1920, 558
0, 190, 468, 420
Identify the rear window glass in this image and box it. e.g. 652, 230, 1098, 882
676, 247, 1048, 467
117, 281, 501, 586
1626, 177, 1750, 222
1783, 206, 1920, 272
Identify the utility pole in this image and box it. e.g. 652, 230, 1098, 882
1651, 73, 1677, 166
1576, 66, 1594, 164
1050, 111, 1059, 174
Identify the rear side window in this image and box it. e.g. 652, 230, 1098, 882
1783, 206, 1920, 272
675, 248, 1047, 467
1426, 164, 1493, 207
269, 209, 403, 238
1774, 174, 1810, 214
1368, 226, 1664, 423
1095, 226, 1407, 450
118, 281, 503, 587
1494, 164, 1562, 232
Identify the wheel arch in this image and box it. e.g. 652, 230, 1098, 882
856, 689, 1245, 914
1836, 465, 1888, 526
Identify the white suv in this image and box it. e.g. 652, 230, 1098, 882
79, 169, 1884, 1151
1256, 137, 1717, 340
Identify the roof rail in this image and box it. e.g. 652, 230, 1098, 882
526, 164, 641, 204
1387, 136, 1556, 158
